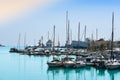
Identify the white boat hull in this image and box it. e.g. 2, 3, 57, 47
105, 64, 120, 69
74, 61, 86, 68
47, 62, 62, 67
63, 61, 75, 68
105, 60, 120, 69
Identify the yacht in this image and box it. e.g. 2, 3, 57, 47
9, 48, 18, 53
62, 56, 75, 68
105, 12, 120, 69
74, 61, 86, 68
47, 56, 62, 67
74, 56, 86, 68
105, 59, 120, 69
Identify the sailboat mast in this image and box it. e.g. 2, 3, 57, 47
111, 12, 114, 59
68, 20, 70, 45
84, 25, 87, 41
66, 11, 68, 45
53, 25, 55, 49
48, 31, 49, 40
41, 36, 43, 47
77, 22, 80, 48
24, 32, 26, 49
70, 29, 72, 43
17, 33, 21, 49
78, 22, 80, 41
96, 29, 98, 40
58, 34, 60, 47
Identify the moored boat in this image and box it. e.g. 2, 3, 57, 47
74, 61, 86, 68
62, 56, 75, 68
47, 56, 62, 67
105, 59, 120, 69
9, 48, 18, 53
104, 12, 120, 70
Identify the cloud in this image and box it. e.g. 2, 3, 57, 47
0, 0, 58, 22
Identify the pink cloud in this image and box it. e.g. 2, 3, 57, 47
0, 0, 58, 22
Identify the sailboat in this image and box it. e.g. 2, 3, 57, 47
62, 55, 75, 68
105, 12, 120, 69
47, 56, 62, 67
9, 33, 21, 53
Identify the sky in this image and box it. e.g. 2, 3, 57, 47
0, 0, 120, 46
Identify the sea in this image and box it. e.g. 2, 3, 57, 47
0, 46, 120, 80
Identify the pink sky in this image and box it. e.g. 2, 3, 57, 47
0, 0, 59, 21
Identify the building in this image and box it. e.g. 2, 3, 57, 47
71, 40, 88, 49
46, 40, 52, 47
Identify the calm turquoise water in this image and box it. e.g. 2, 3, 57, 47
0, 47, 120, 80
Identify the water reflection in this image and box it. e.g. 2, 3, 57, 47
107, 70, 120, 80
47, 67, 120, 80
47, 67, 96, 80
1, 47, 120, 80
96, 68, 106, 76
47, 67, 63, 80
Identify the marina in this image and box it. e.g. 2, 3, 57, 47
1, 47, 120, 80
8, 12, 120, 70
0, 0, 120, 80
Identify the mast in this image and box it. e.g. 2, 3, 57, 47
41, 36, 43, 47
78, 22, 80, 41
77, 22, 80, 48
96, 29, 98, 40
48, 31, 49, 40
58, 34, 60, 47
67, 20, 70, 45
17, 33, 21, 49
91, 32, 94, 51
70, 29, 72, 44
65, 11, 70, 47
66, 11, 68, 46
24, 32, 26, 49
84, 25, 87, 41
111, 12, 114, 59
53, 25, 55, 49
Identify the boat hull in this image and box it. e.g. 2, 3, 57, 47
63, 61, 75, 68
47, 62, 62, 67
105, 64, 120, 69
105, 60, 120, 69
74, 61, 86, 68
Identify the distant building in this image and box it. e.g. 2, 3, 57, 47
114, 41, 120, 48
46, 40, 52, 47
38, 40, 44, 47
71, 40, 88, 49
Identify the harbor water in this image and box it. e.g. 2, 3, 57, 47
0, 47, 120, 80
